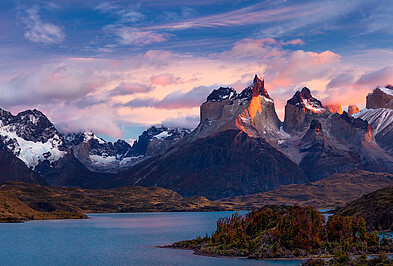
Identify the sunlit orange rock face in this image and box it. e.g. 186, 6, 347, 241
325, 104, 343, 114
348, 105, 360, 116
235, 75, 281, 138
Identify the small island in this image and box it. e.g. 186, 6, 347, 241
165, 205, 393, 264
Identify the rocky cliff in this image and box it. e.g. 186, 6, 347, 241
283, 87, 328, 134
366, 86, 393, 109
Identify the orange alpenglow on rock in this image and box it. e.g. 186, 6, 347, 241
325, 104, 343, 114
348, 105, 360, 116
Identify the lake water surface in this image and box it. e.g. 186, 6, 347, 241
0, 212, 302, 265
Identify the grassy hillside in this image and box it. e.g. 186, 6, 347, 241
336, 186, 393, 231
0, 182, 236, 217
0, 192, 87, 222
220, 170, 393, 208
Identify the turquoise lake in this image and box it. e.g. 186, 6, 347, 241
0, 212, 303, 265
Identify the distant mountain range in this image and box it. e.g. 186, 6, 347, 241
1, 75, 393, 200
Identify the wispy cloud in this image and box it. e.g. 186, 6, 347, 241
141, 1, 350, 31
114, 27, 171, 46
96, 2, 171, 46
150, 73, 181, 86
111, 82, 151, 96
95, 2, 145, 24
23, 6, 65, 44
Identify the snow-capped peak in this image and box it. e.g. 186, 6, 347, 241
206, 87, 237, 102
379, 86, 393, 97
287, 87, 325, 113
83, 132, 106, 144
0, 108, 67, 168
237, 74, 272, 101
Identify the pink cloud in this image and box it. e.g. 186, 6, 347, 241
281, 39, 304, 46
219, 38, 285, 58
355, 66, 393, 88
268, 50, 340, 88
150, 73, 180, 86
144, 50, 173, 60
111, 82, 151, 95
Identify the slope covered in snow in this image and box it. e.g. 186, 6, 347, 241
352, 108, 393, 135
0, 109, 66, 168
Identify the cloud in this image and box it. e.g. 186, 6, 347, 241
23, 6, 65, 44
126, 98, 158, 108
160, 115, 200, 129
114, 27, 170, 46
125, 85, 215, 109
281, 39, 304, 46
95, 2, 145, 23
326, 73, 354, 89
150, 73, 180, 86
96, 3, 169, 47
267, 50, 340, 88
321, 66, 393, 106
219, 38, 285, 58
355, 66, 393, 88
53, 104, 123, 138
142, 0, 356, 34
111, 82, 151, 95
157, 86, 215, 109
0, 61, 106, 106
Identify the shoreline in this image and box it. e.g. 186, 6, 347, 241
158, 245, 393, 261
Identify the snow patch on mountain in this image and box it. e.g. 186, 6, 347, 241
207, 87, 237, 102
155, 131, 170, 139
298, 98, 325, 113
83, 132, 105, 144
380, 87, 393, 97
353, 108, 393, 135
0, 122, 65, 167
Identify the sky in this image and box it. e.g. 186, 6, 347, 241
1, 0, 393, 142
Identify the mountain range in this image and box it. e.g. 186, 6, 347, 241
1, 75, 393, 200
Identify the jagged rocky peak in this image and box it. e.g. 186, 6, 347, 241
284, 87, 327, 134
132, 126, 191, 156
309, 119, 322, 134
338, 112, 369, 131
302, 119, 324, 143
0, 108, 12, 119
287, 87, 325, 113
348, 105, 360, 116
0, 108, 63, 143
366, 85, 393, 109
325, 104, 343, 114
197, 75, 280, 139
302, 119, 325, 141
206, 87, 237, 102
64, 131, 105, 147
64, 130, 137, 174
0, 107, 67, 168
139, 126, 190, 141
328, 112, 371, 146
237, 75, 271, 101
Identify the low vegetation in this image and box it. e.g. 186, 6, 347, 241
167, 205, 393, 261
220, 170, 393, 209
336, 185, 393, 231
0, 181, 236, 222
0, 192, 86, 222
